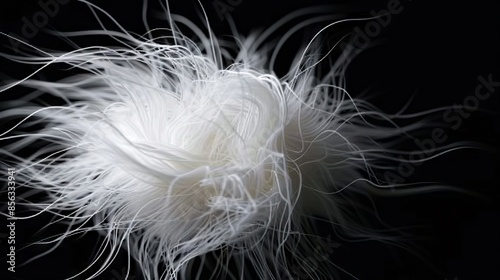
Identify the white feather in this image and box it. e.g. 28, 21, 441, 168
0, 2, 458, 279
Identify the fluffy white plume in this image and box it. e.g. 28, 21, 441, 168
0, 2, 456, 279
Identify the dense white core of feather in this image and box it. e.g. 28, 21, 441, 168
76, 66, 289, 248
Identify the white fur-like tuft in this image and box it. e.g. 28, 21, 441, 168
0, 2, 457, 280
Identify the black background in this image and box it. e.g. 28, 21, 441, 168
1, 0, 499, 279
